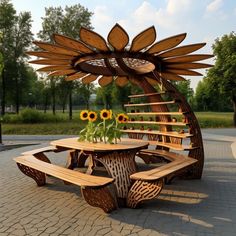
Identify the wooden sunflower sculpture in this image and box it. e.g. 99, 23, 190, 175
27, 24, 213, 86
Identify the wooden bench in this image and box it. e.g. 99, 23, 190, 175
127, 149, 197, 208
14, 155, 117, 213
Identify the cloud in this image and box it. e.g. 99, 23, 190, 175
206, 0, 223, 12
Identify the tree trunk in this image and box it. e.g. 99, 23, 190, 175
1, 66, 6, 116
44, 95, 48, 113
52, 88, 56, 115
69, 89, 72, 120
233, 94, 236, 127
15, 77, 20, 114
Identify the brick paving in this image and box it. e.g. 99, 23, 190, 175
0, 133, 236, 235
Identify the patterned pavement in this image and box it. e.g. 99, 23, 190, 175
0, 131, 236, 236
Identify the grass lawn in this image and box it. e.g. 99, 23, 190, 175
2, 112, 234, 135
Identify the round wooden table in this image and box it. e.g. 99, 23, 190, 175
51, 137, 149, 203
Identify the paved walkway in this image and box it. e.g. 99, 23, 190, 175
0, 129, 236, 236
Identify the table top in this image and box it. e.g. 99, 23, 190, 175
51, 137, 149, 152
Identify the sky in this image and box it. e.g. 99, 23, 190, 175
10, 0, 236, 90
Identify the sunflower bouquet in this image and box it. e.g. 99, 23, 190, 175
79, 109, 128, 144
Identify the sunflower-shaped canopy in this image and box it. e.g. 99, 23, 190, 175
28, 24, 213, 87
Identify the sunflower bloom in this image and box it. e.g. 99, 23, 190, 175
88, 111, 97, 122
123, 115, 129, 123
80, 110, 89, 120
117, 113, 125, 123
100, 109, 110, 120
109, 109, 113, 119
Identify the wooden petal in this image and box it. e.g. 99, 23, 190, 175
145, 77, 159, 85
65, 72, 87, 81
166, 69, 202, 76
98, 76, 113, 86
166, 63, 213, 69
133, 63, 155, 74
107, 24, 129, 51
80, 27, 109, 51
82, 74, 98, 84
130, 26, 156, 52
147, 33, 186, 54
26, 51, 74, 60
33, 41, 80, 56
160, 72, 186, 81
29, 59, 71, 65
53, 34, 94, 53
49, 69, 77, 77
115, 76, 129, 87
158, 43, 206, 58
37, 65, 72, 72
164, 54, 214, 63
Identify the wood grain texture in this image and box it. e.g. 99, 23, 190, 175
80, 27, 109, 51
164, 54, 214, 63
115, 76, 129, 87
107, 23, 129, 51
166, 69, 202, 76
37, 65, 73, 72
98, 76, 113, 86
53, 34, 94, 53
33, 41, 80, 56
130, 26, 156, 52
29, 59, 71, 65
160, 72, 186, 81
48, 69, 77, 77
82, 74, 98, 84
158, 43, 206, 58
147, 33, 186, 54
26, 51, 74, 60
166, 62, 213, 69
65, 72, 87, 81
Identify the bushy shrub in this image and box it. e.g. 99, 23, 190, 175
20, 108, 45, 123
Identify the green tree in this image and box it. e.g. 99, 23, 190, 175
37, 4, 93, 119
207, 32, 236, 126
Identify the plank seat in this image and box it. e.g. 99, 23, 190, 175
14, 155, 117, 213
21, 146, 58, 155
126, 149, 197, 208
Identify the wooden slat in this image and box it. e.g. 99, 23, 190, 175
166, 69, 202, 76
158, 43, 206, 58
164, 54, 214, 63
121, 130, 192, 138
53, 34, 94, 53
166, 62, 213, 69
65, 72, 87, 81
124, 100, 175, 107
82, 74, 98, 84
51, 138, 149, 152
33, 41, 80, 56
127, 112, 184, 116
26, 51, 74, 60
22, 146, 57, 155
130, 26, 156, 52
130, 158, 197, 181
98, 76, 113, 87
127, 121, 187, 126
107, 23, 129, 51
14, 155, 114, 187
147, 33, 186, 54
80, 27, 109, 51
49, 69, 77, 77
37, 65, 73, 72
160, 72, 186, 81
128, 91, 166, 98
146, 77, 159, 85
115, 76, 129, 87
29, 59, 71, 65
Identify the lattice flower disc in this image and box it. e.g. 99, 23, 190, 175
28, 23, 213, 87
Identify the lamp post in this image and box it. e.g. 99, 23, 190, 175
0, 116, 2, 145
